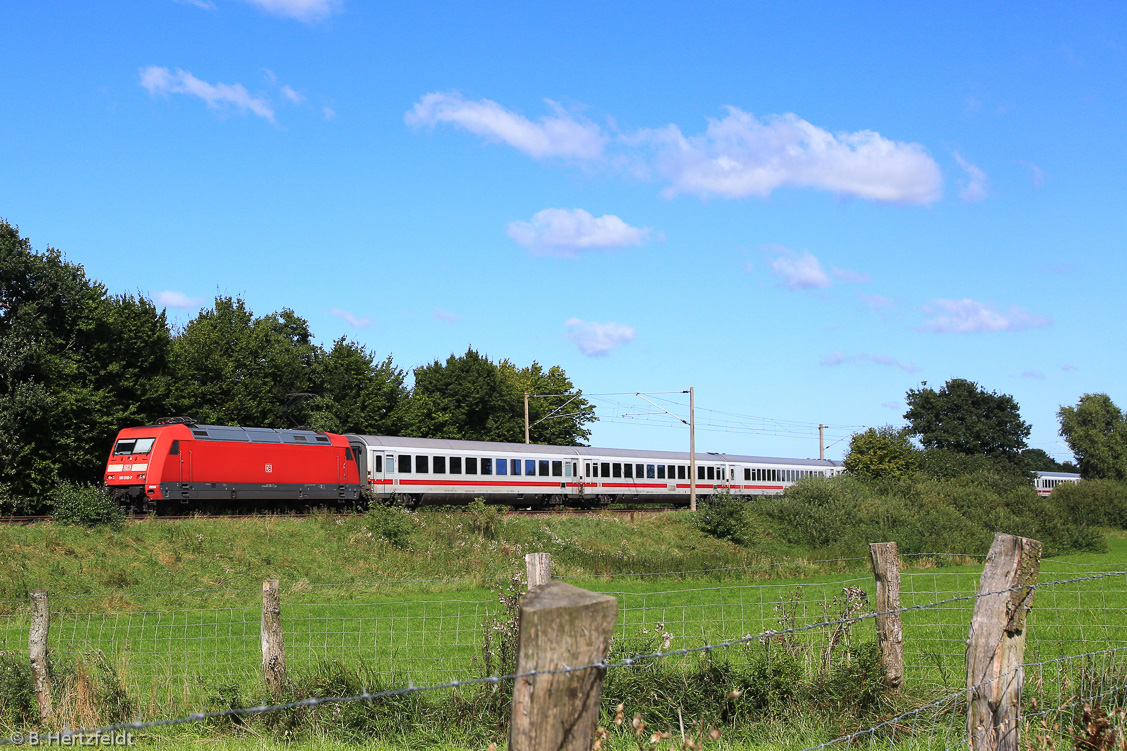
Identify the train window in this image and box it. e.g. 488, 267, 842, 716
416, 455, 429, 473
399, 455, 412, 473
646, 465, 655, 479
539, 460, 550, 476
601, 462, 610, 476
169, 440, 180, 456
744, 468, 750, 481
565, 463, 573, 477
374, 455, 383, 473
450, 456, 462, 474
385, 456, 394, 473
585, 462, 591, 476
345, 447, 353, 461
552, 461, 563, 477
482, 458, 492, 475
612, 463, 622, 478
466, 457, 478, 474
623, 463, 633, 479
510, 459, 521, 476
294, 435, 307, 441
496, 458, 507, 475
434, 456, 446, 474
657, 465, 665, 479
633, 464, 642, 478
526, 459, 536, 476
697, 466, 705, 480
706, 466, 714, 481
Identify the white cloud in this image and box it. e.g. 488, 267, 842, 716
322, 106, 336, 120
1018, 160, 1045, 188
640, 108, 942, 204
881, 401, 900, 410
954, 152, 988, 202
919, 298, 1051, 333
433, 308, 458, 323
831, 267, 871, 284
820, 351, 920, 373
237, 0, 338, 21
154, 290, 204, 309
770, 251, 831, 290
280, 85, 304, 104
506, 209, 656, 258
1062, 364, 1079, 372
329, 307, 371, 328
565, 318, 635, 357
1022, 370, 1046, 380
174, 0, 216, 9
406, 92, 606, 160
140, 66, 274, 121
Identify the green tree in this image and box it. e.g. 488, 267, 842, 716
399, 348, 523, 441
903, 378, 1030, 459
1058, 393, 1127, 480
1018, 447, 1076, 473
0, 220, 171, 504
499, 360, 596, 445
304, 337, 407, 434
168, 297, 317, 427
844, 426, 920, 480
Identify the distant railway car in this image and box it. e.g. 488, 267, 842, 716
1033, 471, 1080, 496
343, 434, 843, 508
105, 421, 360, 513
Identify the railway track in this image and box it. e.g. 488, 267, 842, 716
0, 507, 679, 525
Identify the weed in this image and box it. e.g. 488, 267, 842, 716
466, 497, 503, 538
50, 482, 122, 529
693, 493, 749, 545
0, 651, 36, 726
363, 504, 413, 548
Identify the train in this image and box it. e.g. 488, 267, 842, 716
104, 419, 845, 513
104, 418, 1080, 513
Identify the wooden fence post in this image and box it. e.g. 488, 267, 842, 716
966, 533, 1042, 751
525, 552, 552, 588
509, 581, 617, 751
28, 590, 53, 722
869, 542, 903, 692
261, 579, 286, 693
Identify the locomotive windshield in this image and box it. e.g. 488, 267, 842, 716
113, 437, 155, 455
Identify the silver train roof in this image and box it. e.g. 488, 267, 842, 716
344, 434, 842, 467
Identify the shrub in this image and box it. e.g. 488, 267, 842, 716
466, 497, 502, 538
1053, 479, 1127, 529
50, 482, 122, 529
694, 493, 751, 544
0, 651, 36, 726
364, 504, 414, 548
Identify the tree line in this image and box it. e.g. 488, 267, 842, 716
0, 221, 595, 510
845, 377, 1127, 482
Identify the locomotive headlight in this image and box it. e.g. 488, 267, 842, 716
139, 474, 146, 480
107, 475, 115, 480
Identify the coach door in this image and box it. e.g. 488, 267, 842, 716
349, 442, 367, 490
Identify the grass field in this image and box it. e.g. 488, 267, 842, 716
2, 516, 1126, 749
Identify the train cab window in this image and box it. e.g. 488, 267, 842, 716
466, 457, 478, 474
169, 440, 180, 456
526, 460, 536, 476
536, 460, 548, 476
646, 464, 655, 479
345, 447, 353, 461
113, 437, 155, 455
482, 458, 492, 475
552, 461, 563, 477
433, 456, 446, 474
450, 456, 462, 474
612, 463, 622, 478
496, 458, 507, 476
657, 465, 665, 479
399, 455, 412, 473
623, 463, 633, 479
416, 455, 429, 474
374, 455, 383, 473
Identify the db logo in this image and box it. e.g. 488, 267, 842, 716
265, 464, 273, 473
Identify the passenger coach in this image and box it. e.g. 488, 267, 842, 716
344, 434, 844, 508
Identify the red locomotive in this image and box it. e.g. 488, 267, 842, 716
104, 419, 361, 513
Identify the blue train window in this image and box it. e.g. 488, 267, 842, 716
647, 464, 656, 479
526, 459, 536, 476
496, 458, 507, 475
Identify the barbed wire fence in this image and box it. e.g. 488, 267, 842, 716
1, 534, 1125, 749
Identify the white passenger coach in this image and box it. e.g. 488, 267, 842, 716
344, 435, 845, 508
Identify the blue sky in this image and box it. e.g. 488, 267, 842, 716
3, 0, 1124, 461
